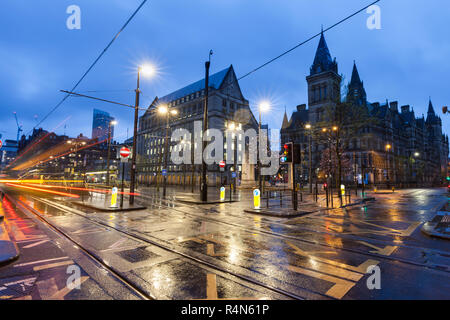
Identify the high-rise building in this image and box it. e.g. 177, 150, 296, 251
92, 109, 115, 146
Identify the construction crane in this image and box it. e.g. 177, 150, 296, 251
13, 112, 23, 143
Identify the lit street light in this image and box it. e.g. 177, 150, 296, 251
158, 104, 178, 198
130, 64, 155, 205
258, 101, 270, 191
305, 123, 312, 193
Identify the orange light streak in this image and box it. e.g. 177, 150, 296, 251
23, 183, 140, 196
5, 183, 80, 198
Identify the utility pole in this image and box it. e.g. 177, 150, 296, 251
201, 51, 212, 202
163, 111, 169, 198
130, 68, 141, 204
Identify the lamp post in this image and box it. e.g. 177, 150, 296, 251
158, 105, 178, 198
305, 123, 312, 194
201, 51, 213, 202
258, 101, 270, 192
130, 64, 155, 204
385, 144, 391, 189
106, 120, 117, 186
228, 122, 239, 193
322, 126, 339, 206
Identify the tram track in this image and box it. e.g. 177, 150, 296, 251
7, 192, 316, 300
135, 192, 450, 274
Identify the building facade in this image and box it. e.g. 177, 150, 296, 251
137, 65, 259, 186
92, 108, 115, 148
281, 32, 449, 187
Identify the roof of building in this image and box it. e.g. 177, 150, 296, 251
350, 61, 362, 85
157, 65, 232, 104
310, 31, 337, 75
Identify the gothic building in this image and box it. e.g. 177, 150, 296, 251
281, 31, 449, 186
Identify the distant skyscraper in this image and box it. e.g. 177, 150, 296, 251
91, 109, 114, 144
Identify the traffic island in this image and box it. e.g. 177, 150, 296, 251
244, 207, 315, 218
421, 210, 450, 240
0, 221, 20, 267
71, 197, 146, 212
176, 196, 239, 205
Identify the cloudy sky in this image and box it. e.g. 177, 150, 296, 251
1, 0, 449, 143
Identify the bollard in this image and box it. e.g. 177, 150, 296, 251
266, 191, 269, 208
300, 192, 303, 202
220, 186, 225, 201
110, 187, 118, 208
253, 189, 261, 209
279, 191, 282, 207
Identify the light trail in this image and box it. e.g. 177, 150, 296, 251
23, 183, 141, 196
0, 179, 84, 183
6, 116, 71, 169
5, 183, 80, 198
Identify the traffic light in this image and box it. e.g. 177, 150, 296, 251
281, 143, 292, 163
281, 142, 301, 164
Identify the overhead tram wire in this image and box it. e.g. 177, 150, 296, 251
27, 0, 149, 136
219, 0, 382, 93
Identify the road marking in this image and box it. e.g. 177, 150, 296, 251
357, 241, 397, 256
287, 265, 356, 299
14, 256, 69, 268
37, 276, 89, 300
73, 227, 103, 235
206, 274, 218, 300
206, 243, 227, 257
23, 240, 49, 249
286, 241, 379, 273
33, 260, 74, 271
108, 238, 127, 250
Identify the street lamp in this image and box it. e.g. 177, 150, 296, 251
305, 123, 312, 193
158, 104, 178, 198
106, 120, 117, 186
130, 64, 155, 205
228, 122, 239, 193
258, 101, 270, 191
385, 144, 392, 188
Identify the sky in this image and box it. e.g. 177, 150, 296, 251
1, 0, 449, 143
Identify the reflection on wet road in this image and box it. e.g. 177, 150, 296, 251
1, 188, 449, 299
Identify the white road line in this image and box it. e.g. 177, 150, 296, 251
23, 240, 49, 249
14, 256, 69, 268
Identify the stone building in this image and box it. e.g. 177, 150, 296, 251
281, 32, 449, 187
137, 65, 259, 186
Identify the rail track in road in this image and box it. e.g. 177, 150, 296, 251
135, 191, 450, 274
6, 192, 312, 300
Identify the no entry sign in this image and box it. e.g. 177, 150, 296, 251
219, 160, 226, 168
120, 147, 131, 158
0, 140, 2, 149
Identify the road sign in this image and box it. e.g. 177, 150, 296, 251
0, 140, 2, 149
253, 189, 261, 209
219, 160, 226, 168
220, 186, 225, 201
120, 147, 131, 159
232, 172, 237, 178
110, 187, 118, 208
162, 169, 167, 176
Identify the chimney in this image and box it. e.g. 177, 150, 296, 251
297, 104, 306, 112
389, 101, 398, 113
401, 105, 410, 113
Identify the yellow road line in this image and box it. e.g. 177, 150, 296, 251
33, 260, 74, 271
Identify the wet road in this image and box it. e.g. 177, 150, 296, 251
1, 187, 449, 300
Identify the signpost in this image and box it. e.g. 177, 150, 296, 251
119, 146, 131, 208
253, 189, 261, 209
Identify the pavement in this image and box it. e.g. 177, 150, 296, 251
0, 201, 20, 266
1, 185, 449, 300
